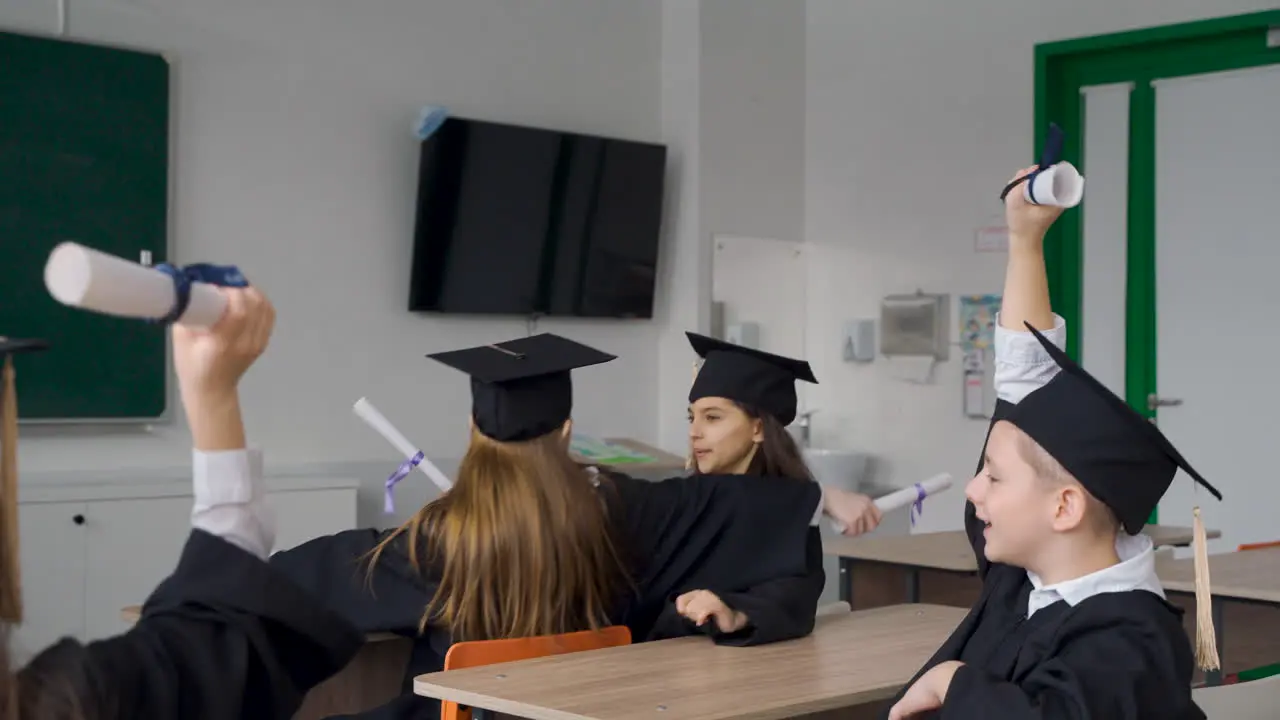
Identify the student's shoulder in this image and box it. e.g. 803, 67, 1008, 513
1066, 590, 1189, 639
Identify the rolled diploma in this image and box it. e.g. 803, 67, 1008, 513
353, 397, 452, 493
44, 242, 228, 328
874, 473, 953, 513
827, 473, 954, 533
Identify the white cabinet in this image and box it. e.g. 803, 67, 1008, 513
84, 496, 192, 640
13, 501, 87, 662
270, 488, 358, 552
13, 477, 359, 656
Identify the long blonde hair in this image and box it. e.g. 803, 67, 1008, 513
369, 427, 628, 642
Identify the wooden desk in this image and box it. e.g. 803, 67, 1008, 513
825, 525, 1221, 606
1157, 546, 1280, 687
413, 604, 967, 720
121, 606, 410, 719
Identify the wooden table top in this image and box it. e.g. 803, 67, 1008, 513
413, 603, 966, 720
1157, 545, 1280, 604
823, 525, 1220, 573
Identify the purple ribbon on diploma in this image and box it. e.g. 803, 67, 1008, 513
909, 482, 927, 527
384, 451, 424, 514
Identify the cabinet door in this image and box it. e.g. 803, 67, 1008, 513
83, 496, 191, 641
269, 489, 358, 553
12, 502, 88, 662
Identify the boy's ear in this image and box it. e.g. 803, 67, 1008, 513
1052, 484, 1089, 532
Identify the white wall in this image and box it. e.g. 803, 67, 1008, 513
3, 0, 665, 523
803, 0, 1279, 532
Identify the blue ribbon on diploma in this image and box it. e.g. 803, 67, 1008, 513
999, 122, 1066, 204
150, 263, 250, 325
385, 451, 425, 514
909, 482, 927, 528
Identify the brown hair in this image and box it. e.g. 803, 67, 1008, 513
695, 402, 814, 481
369, 428, 628, 642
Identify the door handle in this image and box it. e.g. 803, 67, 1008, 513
1147, 393, 1184, 411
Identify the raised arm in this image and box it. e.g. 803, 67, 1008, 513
965, 166, 1068, 576
18, 288, 363, 719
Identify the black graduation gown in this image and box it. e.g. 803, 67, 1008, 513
645, 526, 825, 646
16, 529, 364, 720
269, 470, 824, 720
883, 400, 1204, 720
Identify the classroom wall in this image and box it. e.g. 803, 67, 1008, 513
3, 0, 669, 523
802, 0, 1279, 533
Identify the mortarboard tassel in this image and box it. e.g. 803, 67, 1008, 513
1191, 506, 1219, 671
686, 361, 699, 472
1, 355, 24, 624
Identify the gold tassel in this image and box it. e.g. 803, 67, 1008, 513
685, 361, 699, 471
0, 355, 23, 624
1192, 506, 1219, 671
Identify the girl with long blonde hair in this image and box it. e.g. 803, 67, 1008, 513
271, 333, 826, 719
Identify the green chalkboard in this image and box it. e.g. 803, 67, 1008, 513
0, 31, 169, 420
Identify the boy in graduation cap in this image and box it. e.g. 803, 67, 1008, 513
886, 167, 1216, 720
271, 333, 830, 718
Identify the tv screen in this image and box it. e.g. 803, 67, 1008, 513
408, 117, 667, 318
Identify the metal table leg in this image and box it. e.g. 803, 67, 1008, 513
839, 557, 853, 605
906, 569, 921, 603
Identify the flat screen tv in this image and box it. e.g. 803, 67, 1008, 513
408, 117, 667, 318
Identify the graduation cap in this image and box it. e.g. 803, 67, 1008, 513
0, 337, 49, 624
1005, 323, 1223, 670
427, 333, 615, 442
685, 333, 817, 426
1004, 323, 1220, 534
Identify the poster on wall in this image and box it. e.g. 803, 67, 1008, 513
959, 294, 1001, 355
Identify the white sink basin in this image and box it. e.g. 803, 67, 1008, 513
803, 448, 871, 491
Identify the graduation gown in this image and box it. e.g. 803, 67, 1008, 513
883, 400, 1203, 720
16, 529, 364, 720
269, 470, 824, 719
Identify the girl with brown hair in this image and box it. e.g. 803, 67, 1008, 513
642, 334, 881, 643
271, 333, 826, 719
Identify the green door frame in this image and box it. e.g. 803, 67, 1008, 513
1033, 10, 1280, 523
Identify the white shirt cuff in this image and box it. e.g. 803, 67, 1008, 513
191, 448, 276, 560
993, 312, 1067, 404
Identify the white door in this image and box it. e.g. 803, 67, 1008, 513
83, 496, 191, 640
12, 502, 87, 662
1153, 63, 1280, 553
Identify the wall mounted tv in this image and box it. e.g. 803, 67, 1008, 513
407, 117, 667, 319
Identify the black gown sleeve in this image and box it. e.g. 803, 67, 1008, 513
709, 526, 825, 646
599, 471, 821, 640
268, 528, 439, 637
17, 529, 364, 720
939, 595, 1202, 720
965, 398, 1015, 580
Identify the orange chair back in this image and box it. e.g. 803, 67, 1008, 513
1238, 541, 1280, 552
440, 626, 631, 720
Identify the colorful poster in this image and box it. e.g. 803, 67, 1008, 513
959, 294, 1001, 354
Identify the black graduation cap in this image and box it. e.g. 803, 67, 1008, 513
1004, 323, 1222, 534
0, 338, 49, 356
685, 332, 817, 426
426, 333, 615, 442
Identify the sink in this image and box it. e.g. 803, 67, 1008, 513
802, 448, 871, 491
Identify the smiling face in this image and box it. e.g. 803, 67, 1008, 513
687, 396, 763, 474
966, 421, 1064, 567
